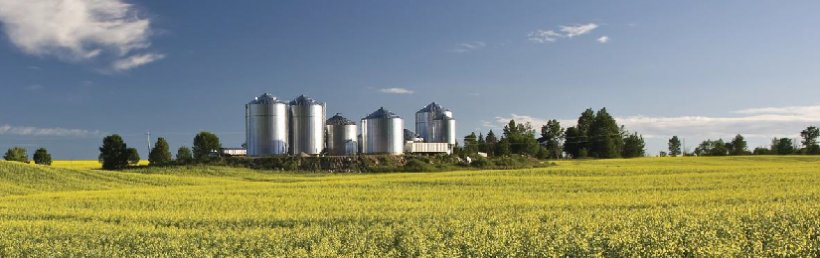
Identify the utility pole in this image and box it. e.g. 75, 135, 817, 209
146, 131, 152, 156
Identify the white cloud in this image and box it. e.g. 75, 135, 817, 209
452, 41, 486, 53
0, 0, 162, 71
0, 124, 100, 137
597, 36, 609, 43
528, 30, 563, 43
529, 23, 600, 44
379, 88, 414, 94
495, 114, 554, 128
560, 23, 599, 38
112, 53, 165, 71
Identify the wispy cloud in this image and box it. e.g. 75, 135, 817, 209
0, 0, 163, 71
597, 36, 609, 44
112, 53, 165, 71
451, 41, 486, 53
379, 88, 414, 94
0, 124, 100, 137
529, 23, 600, 43
24, 84, 43, 91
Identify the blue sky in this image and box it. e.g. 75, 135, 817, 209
2, 0, 820, 159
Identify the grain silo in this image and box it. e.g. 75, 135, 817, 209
245, 93, 289, 156
415, 102, 442, 143
361, 107, 404, 155
325, 113, 357, 156
289, 95, 325, 155
415, 102, 456, 144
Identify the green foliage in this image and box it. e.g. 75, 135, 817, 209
728, 134, 749, 155
3, 147, 28, 163
32, 148, 52, 165
99, 134, 129, 170
193, 131, 221, 163
771, 138, 796, 155
621, 132, 646, 158
563, 126, 581, 158
753, 147, 771, 155
539, 119, 564, 159
484, 130, 498, 157
668, 136, 682, 157
695, 139, 728, 156
589, 108, 622, 158
496, 138, 511, 156
148, 137, 173, 166
2, 156, 820, 256
176, 146, 193, 164
800, 126, 820, 154
462, 132, 478, 154
126, 148, 140, 165
501, 120, 539, 156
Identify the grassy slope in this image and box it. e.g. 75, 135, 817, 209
1, 156, 819, 256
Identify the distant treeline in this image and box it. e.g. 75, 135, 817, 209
460, 107, 646, 160
668, 125, 820, 156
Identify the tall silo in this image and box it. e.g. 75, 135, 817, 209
433, 112, 456, 145
326, 113, 357, 156
415, 102, 442, 143
289, 95, 325, 155
245, 93, 289, 156
361, 107, 404, 155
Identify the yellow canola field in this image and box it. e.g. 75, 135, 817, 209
1, 156, 819, 257
52, 160, 149, 170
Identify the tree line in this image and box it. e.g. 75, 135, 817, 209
98, 131, 222, 170
3, 147, 52, 165
461, 107, 646, 159
666, 126, 820, 156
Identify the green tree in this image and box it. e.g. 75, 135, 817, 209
176, 146, 193, 164
589, 108, 622, 158
753, 147, 771, 155
463, 132, 478, 154
127, 148, 140, 165
193, 131, 221, 163
476, 133, 487, 153
99, 135, 129, 170
563, 127, 581, 158
484, 130, 498, 157
622, 132, 646, 158
32, 148, 52, 165
539, 119, 564, 159
728, 134, 749, 155
694, 139, 728, 156
501, 120, 539, 156
771, 138, 795, 155
3, 147, 29, 163
148, 137, 173, 166
668, 136, 682, 157
800, 126, 820, 154
496, 138, 511, 156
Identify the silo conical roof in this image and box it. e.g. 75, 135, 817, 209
365, 107, 400, 119
327, 113, 356, 125
249, 93, 287, 104
417, 102, 443, 113
290, 95, 322, 105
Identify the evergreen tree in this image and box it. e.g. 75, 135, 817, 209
729, 134, 749, 155
32, 148, 52, 165
668, 136, 682, 157
127, 148, 140, 165
176, 146, 193, 164
148, 137, 173, 166
496, 138, 511, 156
476, 133, 487, 153
800, 126, 820, 154
563, 126, 581, 158
463, 132, 478, 154
3, 147, 29, 163
589, 108, 622, 158
485, 130, 498, 157
539, 119, 564, 159
99, 134, 129, 170
501, 120, 539, 156
622, 132, 646, 158
193, 131, 221, 163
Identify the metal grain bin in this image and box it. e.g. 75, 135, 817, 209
245, 93, 289, 156
432, 112, 456, 145
289, 95, 325, 155
415, 102, 442, 143
361, 107, 404, 155
326, 113, 357, 156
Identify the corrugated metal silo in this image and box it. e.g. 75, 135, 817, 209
361, 107, 404, 155
415, 102, 442, 143
289, 95, 326, 155
245, 93, 289, 156
326, 113, 357, 156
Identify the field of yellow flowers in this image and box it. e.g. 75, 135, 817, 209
1, 156, 819, 256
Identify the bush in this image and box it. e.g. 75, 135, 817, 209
33, 148, 52, 165
3, 147, 29, 163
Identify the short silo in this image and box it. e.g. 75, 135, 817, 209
361, 107, 404, 155
289, 95, 325, 155
245, 93, 289, 156
326, 113, 357, 156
